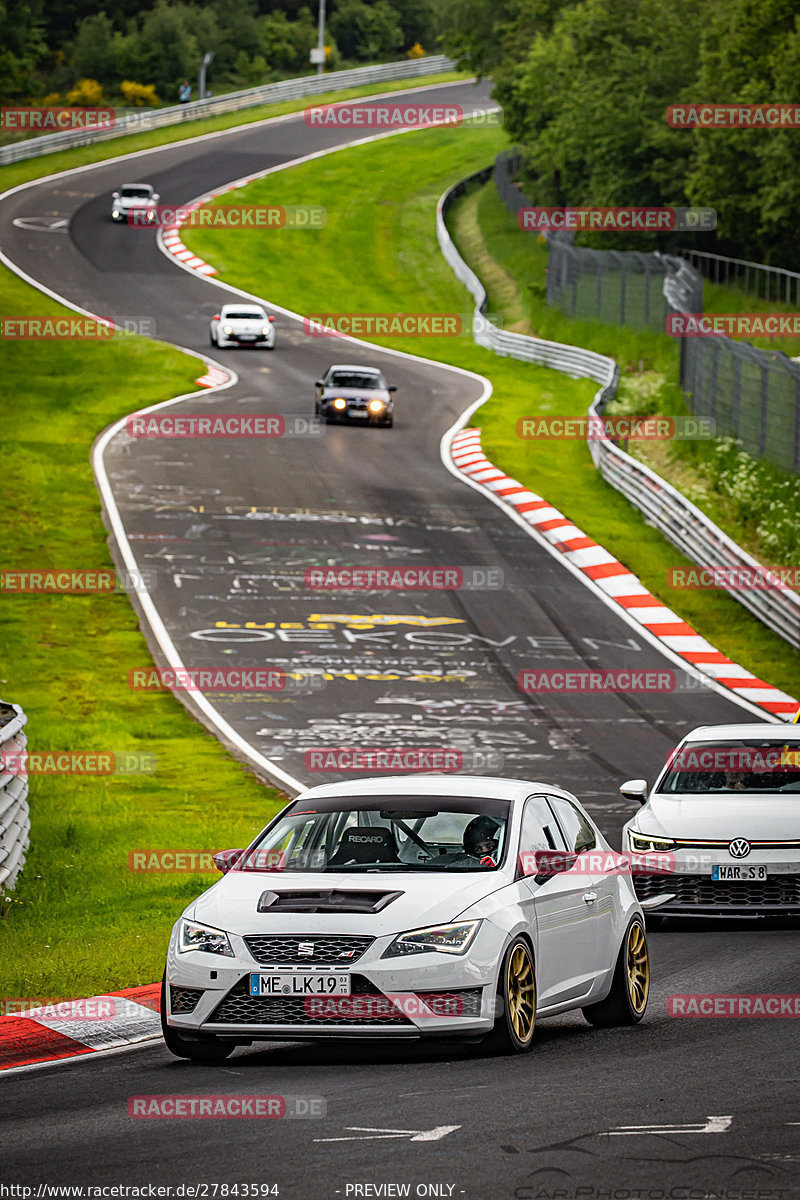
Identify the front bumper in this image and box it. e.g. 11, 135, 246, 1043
165, 924, 500, 1040
634, 868, 800, 916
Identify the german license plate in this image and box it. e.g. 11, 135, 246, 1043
711, 865, 767, 881
238, 334, 257, 341
249, 973, 350, 996
349, 409, 368, 417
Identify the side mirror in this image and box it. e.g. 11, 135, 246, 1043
619, 779, 649, 805
267, 315, 275, 322
388, 385, 397, 392
518, 849, 578, 883
112, 191, 119, 198
212, 313, 220, 321
152, 193, 160, 202
315, 380, 325, 387
213, 848, 244, 874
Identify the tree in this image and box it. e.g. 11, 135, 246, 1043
72, 13, 116, 85
328, 0, 403, 60
0, 0, 47, 102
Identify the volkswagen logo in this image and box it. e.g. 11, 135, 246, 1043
729, 838, 751, 859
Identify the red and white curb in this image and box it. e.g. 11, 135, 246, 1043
161, 201, 217, 276
450, 427, 798, 719
0, 983, 160, 1072
195, 365, 231, 388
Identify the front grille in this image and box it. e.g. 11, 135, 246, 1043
170, 985, 204, 1014
635, 873, 800, 909
243, 934, 374, 965
209, 974, 413, 1026
415, 989, 483, 1017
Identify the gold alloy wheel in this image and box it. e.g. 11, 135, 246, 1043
626, 922, 650, 1014
507, 943, 536, 1042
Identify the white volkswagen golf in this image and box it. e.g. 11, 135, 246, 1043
162, 775, 652, 1061
622, 723, 800, 918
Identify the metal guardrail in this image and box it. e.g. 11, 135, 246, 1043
678, 248, 800, 305
438, 167, 800, 654
0, 55, 456, 165
0, 700, 29, 892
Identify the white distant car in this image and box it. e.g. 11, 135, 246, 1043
162, 775, 652, 1062
111, 183, 160, 223
621, 722, 800, 917
210, 304, 275, 349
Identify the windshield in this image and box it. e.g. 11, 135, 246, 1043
659, 742, 800, 794
236, 796, 511, 872
120, 187, 153, 198
225, 311, 264, 320
328, 372, 386, 390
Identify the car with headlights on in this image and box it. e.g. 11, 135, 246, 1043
210, 304, 275, 350
161, 774, 656, 1062
621, 722, 800, 918
111, 183, 160, 223
314, 364, 395, 426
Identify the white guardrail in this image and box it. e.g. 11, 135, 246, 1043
0, 700, 29, 892
0, 56, 456, 165
438, 168, 800, 652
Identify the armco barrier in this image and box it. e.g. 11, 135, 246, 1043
0, 57, 456, 165
437, 168, 800, 653
0, 700, 29, 892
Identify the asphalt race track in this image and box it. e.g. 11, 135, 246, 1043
2, 80, 798, 1197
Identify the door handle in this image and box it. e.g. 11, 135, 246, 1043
582, 891, 598, 904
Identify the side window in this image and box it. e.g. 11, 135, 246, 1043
520, 796, 567, 855
548, 797, 597, 853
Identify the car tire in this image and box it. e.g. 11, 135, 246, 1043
480, 937, 536, 1055
582, 917, 649, 1027
209, 332, 215, 346
160, 975, 235, 1062
384, 416, 393, 428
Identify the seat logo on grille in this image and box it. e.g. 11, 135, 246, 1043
729, 838, 751, 858
297, 943, 315, 956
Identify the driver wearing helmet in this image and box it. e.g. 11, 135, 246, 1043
463, 815, 501, 867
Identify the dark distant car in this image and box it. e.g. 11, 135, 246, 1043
314, 364, 396, 427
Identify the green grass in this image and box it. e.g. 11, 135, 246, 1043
0, 72, 466, 193
181, 125, 799, 705
0, 246, 287, 1000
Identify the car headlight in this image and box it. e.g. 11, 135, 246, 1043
368, 398, 384, 413
260, 326, 270, 335
333, 397, 347, 410
628, 831, 677, 852
223, 325, 233, 335
178, 919, 234, 957
382, 921, 480, 958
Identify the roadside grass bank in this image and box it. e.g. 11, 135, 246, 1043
0, 72, 467, 193
0, 265, 287, 1001
456, 178, 800, 574
181, 125, 800, 700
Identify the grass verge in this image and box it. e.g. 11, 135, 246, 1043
181, 124, 799, 703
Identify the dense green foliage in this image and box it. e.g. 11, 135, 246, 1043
442, 0, 800, 266
3, 0, 445, 108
